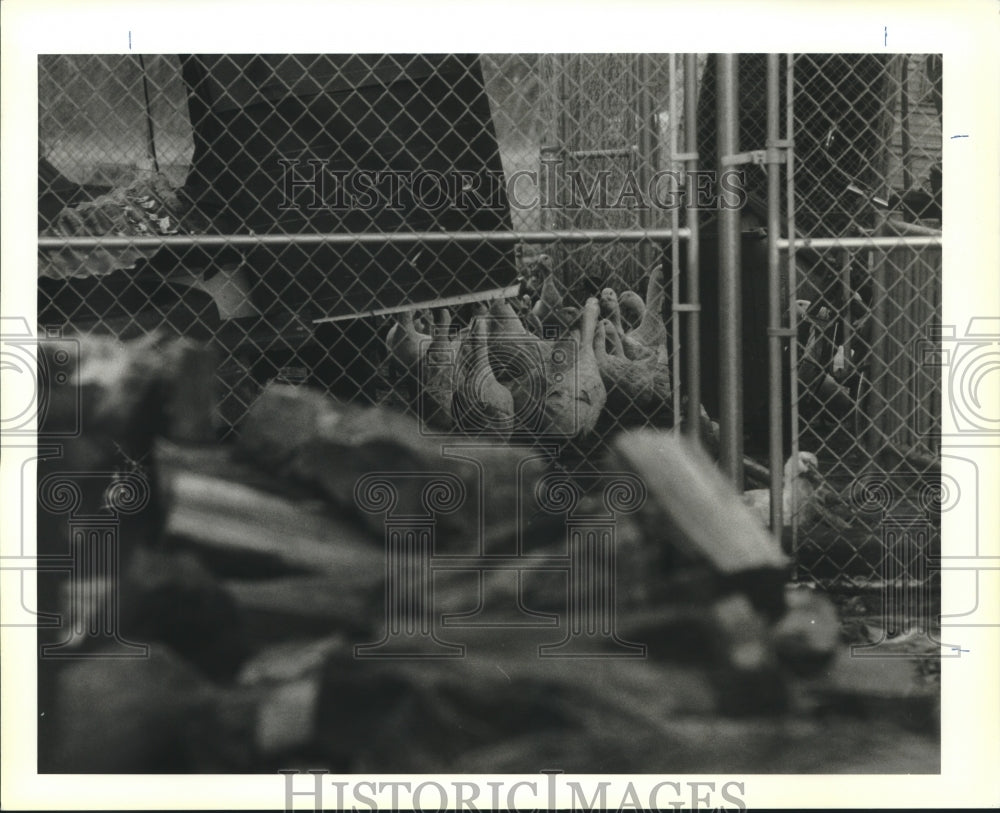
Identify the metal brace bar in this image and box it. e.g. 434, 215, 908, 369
564, 146, 638, 160
722, 141, 793, 168
766, 327, 798, 337
672, 304, 702, 312
313, 283, 522, 324
776, 235, 941, 250
672, 151, 699, 162
721, 149, 767, 167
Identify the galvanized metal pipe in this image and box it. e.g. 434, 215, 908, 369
766, 53, 784, 537
136, 55, 159, 174
840, 250, 854, 385
786, 54, 801, 562
555, 53, 570, 269
562, 146, 638, 160
900, 57, 912, 191
885, 219, 942, 238
716, 53, 743, 483
539, 144, 561, 233
313, 282, 522, 324
775, 235, 941, 250
668, 54, 682, 428
636, 53, 659, 272
683, 53, 702, 443
39, 228, 692, 251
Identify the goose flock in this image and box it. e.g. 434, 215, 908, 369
377, 260, 850, 534
379, 263, 670, 442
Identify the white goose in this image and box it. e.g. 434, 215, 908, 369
742, 452, 850, 532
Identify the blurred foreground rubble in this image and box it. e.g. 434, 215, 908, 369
36, 334, 939, 773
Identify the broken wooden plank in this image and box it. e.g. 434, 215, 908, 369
164, 469, 383, 578
611, 430, 790, 576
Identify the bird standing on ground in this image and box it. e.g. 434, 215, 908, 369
742, 452, 851, 533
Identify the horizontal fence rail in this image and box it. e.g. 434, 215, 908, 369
38, 228, 692, 250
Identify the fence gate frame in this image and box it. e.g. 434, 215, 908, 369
752, 52, 943, 584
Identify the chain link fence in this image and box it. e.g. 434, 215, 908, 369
785, 54, 942, 589
36, 53, 942, 590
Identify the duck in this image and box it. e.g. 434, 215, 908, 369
619, 289, 645, 332
626, 263, 668, 358
385, 309, 430, 378
593, 318, 671, 427
452, 312, 514, 440
487, 297, 545, 383
412, 310, 432, 336
598, 288, 654, 361
419, 308, 456, 432
515, 247, 553, 295
537, 297, 606, 438
742, 452, 851, 533
531, 271, 568, 331
380, 309, 433, 416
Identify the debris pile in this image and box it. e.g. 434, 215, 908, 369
36, 334, 938, 774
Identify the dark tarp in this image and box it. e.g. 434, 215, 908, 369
178, 54, 516, 320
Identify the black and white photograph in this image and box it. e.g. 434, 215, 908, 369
2, 1, 998, 810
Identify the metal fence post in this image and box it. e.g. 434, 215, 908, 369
636, 53, 659, 273
683, 53, 702, 442
667, 53, 682, 428
766, 53, 785, 536
785, 53, 802, 562
716, 54, 743, 483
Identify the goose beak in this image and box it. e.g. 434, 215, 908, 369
803, 463, 822, 484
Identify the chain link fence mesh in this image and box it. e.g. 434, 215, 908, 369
37, 53, 941, 590
786, 54, 942, 590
